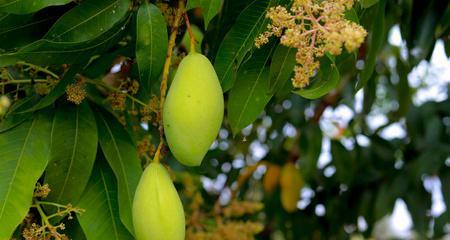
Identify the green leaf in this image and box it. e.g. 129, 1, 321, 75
294, 55, 340, 99
0, 0, 72, 14
0, 14, 131, 67
186, 0, 222, 29
298, 124, 322, 182
136, 2, 167, 97
64, 217, 87, 240
269, 45, 296, 95
373, 182, 396, 220
0, 13, 57, 50
78, 159, 134, 239
45, 102, 98, 206
362, 75, 376, 115
45, 0, 130, 42
0, 96, 39, 133
435, 3, 450, 38
344, 7, 360, 24
395, 59, 411, 118
95, 109, 142, 235
0, 111, 53, 239
360, 0, 379, 8
214, 0, 271, 91
356, 0, 386, 90
228, 43, 275, 134
330, 141, 354, 184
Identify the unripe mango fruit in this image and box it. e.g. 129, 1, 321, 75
163, 53, 224, 166
280, 162, 304, 213
132, 162, 185, 240
263, 164, 281, 194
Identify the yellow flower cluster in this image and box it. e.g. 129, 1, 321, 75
186, 221, 264, 240
108, 92, 127, 111
255, 0, 367, 88
65, 82, 86, 105
137, 135, 156, 159
34, 183, 51, 198
34, 83, 50, 95
156, 2, 176, 27
223, 200, 264, 218
22, 223, 69, 240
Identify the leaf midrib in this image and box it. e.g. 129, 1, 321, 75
234, 47, 274, 130
219, 0, 267, 81
5, 20, 127, 57
0, 118, 36, 220
0, 0, 19, 8
99, 114, 133, 213
0, 16, 57, 35
56, 107, 80, 202
48, 0, 122, 40
100, 168, 120, 239
271, 47, 294, 90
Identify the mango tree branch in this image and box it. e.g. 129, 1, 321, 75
156, 0, 185, 161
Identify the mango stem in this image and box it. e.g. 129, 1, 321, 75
158, 0, 185, 161
153, 141, 163, 164
183, 13, 196, 53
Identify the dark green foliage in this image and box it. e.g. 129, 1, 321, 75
0, 0, 449, 239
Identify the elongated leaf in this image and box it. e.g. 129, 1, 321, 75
0, 15, 131, 67
356, 0, 386, 90
269, 45, 296, 94
435, 4, 450, 38
64, 217, 87, 240
228, 43, 275, 134
45, 102, 98, 206
45, 0, 130, 42
0, 96, 39, 133
78, 159, 133, 239
0, 0, 71, 14
214, 0, 271, 91
136, 2, 167, 97
203, 0, 254, 60
95, 109, 142, 235
294, 56, 340, 99
0, 13, 57, 50
395, 59, 411, 118
187, 0, 222, 29
298, 124, 322, 182
360, 0, 379, 8
0, 111, 52, 240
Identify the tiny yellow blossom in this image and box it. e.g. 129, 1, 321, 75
256, 0, 367, 88
66, 82, 86, 105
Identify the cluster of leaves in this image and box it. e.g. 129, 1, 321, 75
0, 0, 449, 240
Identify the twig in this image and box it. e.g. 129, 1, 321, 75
0, 79, 48, 86
17, 61, 60, 79
184, 13, 196, 53
157, 0, 185, 161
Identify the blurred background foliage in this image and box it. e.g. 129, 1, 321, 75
0, 0, 449, 239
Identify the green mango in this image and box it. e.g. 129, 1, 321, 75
163, 53, 224, 166
132, 162, 185, 240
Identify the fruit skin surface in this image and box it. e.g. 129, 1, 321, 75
280, 162, 304, 213
263, 164, 281, 194
132, 162, 185, 240
163, 53, 224, 166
